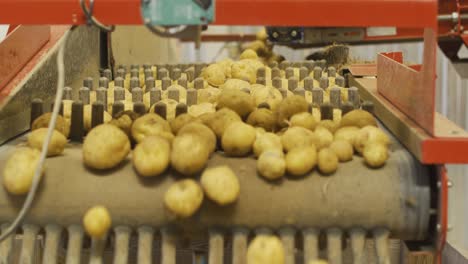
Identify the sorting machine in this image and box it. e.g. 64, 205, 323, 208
1, 0, 468, 263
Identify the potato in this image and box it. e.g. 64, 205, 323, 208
221, 78, 251, 91
217, 89, 255, 118
314, 126, 334, 149
198, 112, 216, 125
3, 148, 43, 195
171, 134, 210, 176
290, 112, 317, 131
247, 235, 285, 264
170, 114, 198, 134
353, 126, 390, 154
330, 140, 353, 162
231, 60, 261, 84
334, 126, 359, 145
83, 206, 112, 239
205, 108, 242, 138
197, 87, 220, 104
83, 124, 130, 170
32, 113, 70, 138
83, 104, 112, 131
200, 166, 240, 205
363, 142, 388, 168
201, 64, 226, 86
109, 110, 140, 136
308, 260, 328, 264
340, 110, 377, 128
253, 132, 282, 157
164, 179, 203, 218
178, 122, 216, 154
247, 108, 276, 132
317, 148, 338, 175
255, 127, 266, 137
281, 127, 318, 152
217, 59, 234, 78
131, 113, 173, 143
188, 102, 216, 117
317, 120, 339, 133
133, 136, 170, 177
27, 128, 67, 157
275, 95, 309, 127
257, 150, 285, 180
251, 85, 283, 112
240, 48, 258, 60
286, 146, 317, 176
222, 122, 256, 156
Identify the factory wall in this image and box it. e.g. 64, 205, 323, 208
181, 30, 468, 257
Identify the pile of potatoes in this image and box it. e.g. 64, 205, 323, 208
2, 50, 391, 224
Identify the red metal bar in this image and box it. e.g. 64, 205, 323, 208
436, 166, 448, 264
0, 0, 437, 27
0, 26, 50, 92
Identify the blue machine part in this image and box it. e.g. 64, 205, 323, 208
142, 0, 215, 26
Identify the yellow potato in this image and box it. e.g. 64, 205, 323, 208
363, 142, 388, 168
275, 95, 309, 127
286, 146, 317, 176
240, 48, 259, 60
317, 148, 338, 175
188, 102, 216, 117
220, 78, 251, 91
28, 128, 67, 156
290, 112, 317, 131
314, 126, 334, 149
178, 122, 217, 154
200, 166, 240, 205
353, 126, 390, 154
340, 110, 377, 128
330, 140, 353, 162
247, 235, 285, 264
253, 132, 282, 157
222, 122, 256, 156
334, 126, 359, 145
164, 179, 203, 218
3, 148, 43, 195
231, 59, 262, 84
257, 150, 286, 180
32, 113, 70, 138
198, 87, 221, 104
205, 108, 242, 139
251, 85, 283, 112
170, 114, 198, 134
217, 59, 234, 78
83, 124, 131, 170
247, 108, 276, 132
201, 64, 226, 87
171, 134, 210, 176
131, 113, 173, 143
83, 206, 112, 239
281, 126, 318, 152
308, 260, 329, 264
133, 136, 171, 177
318, 120, 340, 133
108, 110, 140, 136
217, 89, 255, 118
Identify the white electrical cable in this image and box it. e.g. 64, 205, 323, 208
0, 28, 73, 242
